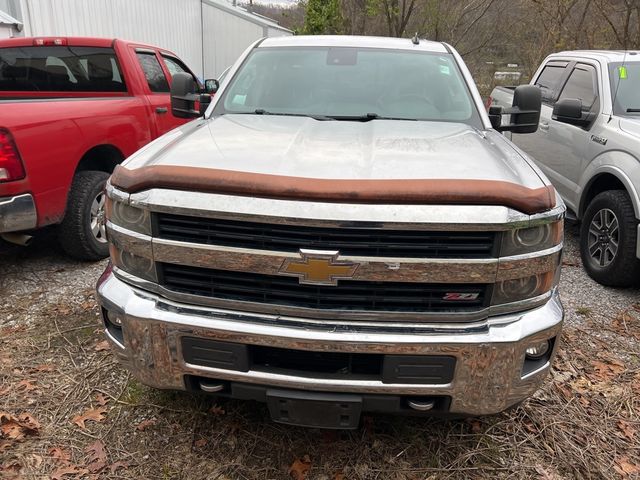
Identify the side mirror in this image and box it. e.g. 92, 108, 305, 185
204, 78, 220, 95
171, 72, 211, 119
491, 85, 542, 134
553, 98, 593, 127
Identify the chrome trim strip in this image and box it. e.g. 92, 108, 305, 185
151, 237, 498, 284
107, 222, 153, 258
0, 194, 38, 232
112, 266, 554, 324
107, 224, 562, 284
122, 188, 564, 231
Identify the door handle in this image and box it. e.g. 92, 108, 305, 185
539, 122, 549, 131
156, 107, 168, 114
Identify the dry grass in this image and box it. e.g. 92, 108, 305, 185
1, 228, 639, 479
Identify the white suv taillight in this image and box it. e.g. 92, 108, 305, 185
0, 129, 26, 183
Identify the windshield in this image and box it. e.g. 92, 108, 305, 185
213, 47, 481, 127
609, 62, 640, 116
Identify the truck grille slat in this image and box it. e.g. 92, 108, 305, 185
155, 214, 497, 258
160, 264, 488, 313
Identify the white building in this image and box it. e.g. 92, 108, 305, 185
0, 9, 22, 38
0, 0, 292, 77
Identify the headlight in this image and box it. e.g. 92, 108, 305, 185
500, 221, 563, 256
109, 244, 157, 282
106, 198, 151, 235
491, 269, 557, 305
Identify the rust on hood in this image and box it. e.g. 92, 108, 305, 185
110, 165, 556, 215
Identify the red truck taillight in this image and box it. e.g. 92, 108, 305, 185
0, 129, 26, 183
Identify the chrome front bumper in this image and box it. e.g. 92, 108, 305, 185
96, 269, 564, 416
0, 194, 37, 233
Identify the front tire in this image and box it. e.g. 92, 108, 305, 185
57, 171, 110, 261
580, 190, 640, 287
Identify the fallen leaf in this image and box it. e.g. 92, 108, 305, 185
94, 341, 110, 352
0, 440, 11, 452
16, 379, 38, 392
71, 407, 107, 429
334, 471, 345, 480
617, 420, 636, 441
95, 393, 109, 407
194, 438, 207, 448
85, 440, 108, 473
0, 460, 22, 477
51, 465, 89, 480
49, 446, 72, 463
30, 364, 55, 373
614, 457, 640, 477
209, 405, 225, 415
81, 300, 95, 310
467, 419, 482, 433
136, 418, 157, 431
109, 460, 130, 473
289, 455, 311, 480
0, 412, 40, 441
590, 359, 625, 381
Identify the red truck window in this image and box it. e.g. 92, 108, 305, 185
162, 55, 188, 77
136, 52, 169, 93
0, 46, 126, 93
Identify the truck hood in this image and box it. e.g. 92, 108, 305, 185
619, 117, 640, 139
124, 115, 545, 190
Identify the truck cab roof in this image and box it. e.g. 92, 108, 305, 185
550, 50, 640, 63
259, 35, 449, 54
0, 36, 170, 53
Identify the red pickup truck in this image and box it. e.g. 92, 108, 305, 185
0, 37, 200, 259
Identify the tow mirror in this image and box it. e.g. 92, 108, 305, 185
489, 85, 542, 134
171, 72, 211, 119
553, 98, 594, 127
204, 78, 220, 95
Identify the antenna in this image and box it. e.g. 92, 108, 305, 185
609, 49, 628, 123
411, 33, 420, 45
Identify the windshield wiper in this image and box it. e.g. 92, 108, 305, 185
626, 108, 640, 113
252, 109, 334, 121
326, 113, 417, 122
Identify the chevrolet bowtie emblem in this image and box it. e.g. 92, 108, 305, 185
279, 249, 359, 286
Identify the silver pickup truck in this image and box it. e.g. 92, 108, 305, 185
490, 50, 640, 287
96, 36, 564, 429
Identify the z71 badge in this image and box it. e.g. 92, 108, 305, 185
443, 292, 480, 301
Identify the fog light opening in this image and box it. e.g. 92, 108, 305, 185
525, 340, 551, 359
102, 308, 124, 345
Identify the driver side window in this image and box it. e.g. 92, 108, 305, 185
558, 64, 598, 111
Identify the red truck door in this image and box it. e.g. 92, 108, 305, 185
133, 48, 186, 136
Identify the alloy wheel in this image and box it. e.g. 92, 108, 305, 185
587, 208, 619, 267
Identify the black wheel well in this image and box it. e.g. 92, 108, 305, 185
581, 173, 627, 217
75, 145, 124, 174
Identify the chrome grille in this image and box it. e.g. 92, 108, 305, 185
159, 263, 489, 313
154, 213, 497, 258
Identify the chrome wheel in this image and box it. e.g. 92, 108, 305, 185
587, 208, 619, 267
90, 191, 107, 244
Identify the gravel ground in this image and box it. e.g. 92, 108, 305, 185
1, 223, 639, 479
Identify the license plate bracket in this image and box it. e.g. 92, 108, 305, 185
266, 389, 362, 429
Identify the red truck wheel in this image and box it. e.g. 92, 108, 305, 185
57, 171, 110, 261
